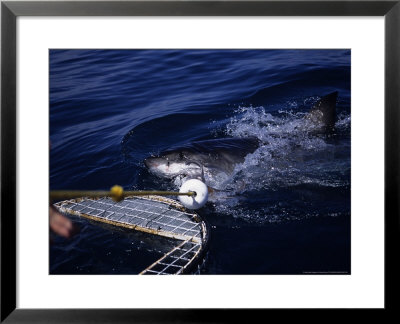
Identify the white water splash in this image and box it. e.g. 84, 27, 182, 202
171, 105, 350, 222
222, 106, 350, 188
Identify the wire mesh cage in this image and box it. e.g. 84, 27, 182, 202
53, 195, 208, 274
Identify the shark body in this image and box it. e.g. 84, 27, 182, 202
144, 92, 338, 181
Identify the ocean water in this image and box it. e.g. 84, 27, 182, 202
50, 49, 351, 274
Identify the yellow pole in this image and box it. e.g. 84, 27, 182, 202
50, 185, 196, 202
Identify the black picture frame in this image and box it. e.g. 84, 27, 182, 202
1, 0, 399, 322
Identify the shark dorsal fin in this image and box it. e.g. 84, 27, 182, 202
308, 91, 338, 129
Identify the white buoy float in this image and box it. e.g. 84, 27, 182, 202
178, 179, 208, 210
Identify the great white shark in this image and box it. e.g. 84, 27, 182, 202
144, 91, 338, 181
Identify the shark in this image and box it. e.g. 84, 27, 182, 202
144, 136, 260, 180
144, 91, 338, 181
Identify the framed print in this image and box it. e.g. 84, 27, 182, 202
1, 0, 399, 322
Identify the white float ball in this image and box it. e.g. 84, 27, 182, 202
178, 179, 208, 210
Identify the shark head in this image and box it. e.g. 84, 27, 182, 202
144, 151, 204, 179
144, 137, 260, 180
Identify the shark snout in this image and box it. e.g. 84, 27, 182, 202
144, 157, 167, 170
144, 158, 157, 169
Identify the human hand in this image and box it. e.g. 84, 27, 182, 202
49, 205, 78, 238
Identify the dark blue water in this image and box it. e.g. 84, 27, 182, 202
50, 49, 350, 274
